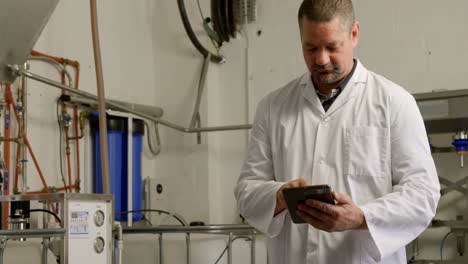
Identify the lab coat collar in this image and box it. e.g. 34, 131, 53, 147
301, 59, 368, 116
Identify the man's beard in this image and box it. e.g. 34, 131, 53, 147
311, 64, 343, 85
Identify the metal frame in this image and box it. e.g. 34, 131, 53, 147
123, 224, 257, 264
412, 89, 468, 262
0, 228, 66, 264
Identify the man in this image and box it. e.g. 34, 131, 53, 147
234, 0, 440, 263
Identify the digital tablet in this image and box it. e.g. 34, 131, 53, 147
282, 184, 335, 223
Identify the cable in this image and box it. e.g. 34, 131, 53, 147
177, 0, 224, 63
115, 209, 187, 226
56, 101, 68, 192
213, 236, 251, 264
28, 209, 62, 225
196, 0, 206, 24
440, 231, 454, 261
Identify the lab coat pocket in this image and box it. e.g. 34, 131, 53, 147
345, 126, 388, 178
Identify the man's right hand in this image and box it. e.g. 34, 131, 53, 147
274, 178, 309, 216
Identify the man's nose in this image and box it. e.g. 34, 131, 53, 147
315, 50, 330, 66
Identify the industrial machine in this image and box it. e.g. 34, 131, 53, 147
0, 193, 113, 264
411, 89, 468, 263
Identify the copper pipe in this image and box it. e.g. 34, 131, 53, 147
5, 86, 56, 214
28, 184, 78, 194
2, 84, 11, 229
30, 50, 80, 68
90, 0, 110, 194
32, 51, 82, 192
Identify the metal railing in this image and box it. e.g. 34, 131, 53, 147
0, 228, 66, 264
123, 224, 257, 264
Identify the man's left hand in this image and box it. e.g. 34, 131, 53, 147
297, 192, 367, 232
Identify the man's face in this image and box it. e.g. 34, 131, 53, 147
300, 16, 359, 90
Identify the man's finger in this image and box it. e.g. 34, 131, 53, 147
305, 199, 336, 217
333, 191, 353, 205
297, 211, 331, 231
298, 204, 335, 222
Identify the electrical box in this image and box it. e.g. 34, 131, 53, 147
143, 178, 169, 225
64, 194, 113, 264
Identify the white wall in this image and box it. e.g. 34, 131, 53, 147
26, 0, 214, 223
7, 0, 468, 262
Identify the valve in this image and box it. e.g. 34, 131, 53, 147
452, 131, 468, 168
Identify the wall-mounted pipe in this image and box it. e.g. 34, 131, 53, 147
18, 63, 29, 194
2, 84, 12, 229
90, 0, 110, 195
5, 85, 57, 214
189, 54, 210, 129
29, 52, 82, 192
27, 56, 73, 87
11, 67, 253, 133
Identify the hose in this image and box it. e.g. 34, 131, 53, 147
144, 121, 162, 157
177, 0, 225, 63
90, 0, 111, 194
115, 209, 187, 226
28, 209, 62, 225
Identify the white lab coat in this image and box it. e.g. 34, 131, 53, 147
234, 60, 440, 264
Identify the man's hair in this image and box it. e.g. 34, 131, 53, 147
298, 0, 355, 32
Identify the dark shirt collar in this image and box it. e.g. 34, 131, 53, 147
315, 59, 357, 111
315, 59, 357, 98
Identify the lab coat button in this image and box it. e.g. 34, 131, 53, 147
320, 160, 325, 164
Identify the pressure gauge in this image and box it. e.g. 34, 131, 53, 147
94, 236, 105, 253
94, 210, 105, 227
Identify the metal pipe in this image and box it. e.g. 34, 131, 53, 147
159, 233, 164, 264
228, 232, 233, 264
186, 233, 191, 264
413, 89, 468, 102
90, 0, 110, 194
11, 67, 253, 133
122, 224, 256, 235
127, 116, 133, 227
19, 63, 29, 194
157, 119, 252, 133
0, 228, 66, 239
114, 222, 123, 264
0, 239, 6, 264
189, 54, 210, 129
42, 237, 49, 264
251, 230, 256, 264
62, 95, 164, 118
